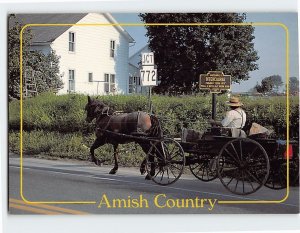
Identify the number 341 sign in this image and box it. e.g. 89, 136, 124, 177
140, 67, 157, 86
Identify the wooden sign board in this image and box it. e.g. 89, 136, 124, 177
199, 71, 231, 93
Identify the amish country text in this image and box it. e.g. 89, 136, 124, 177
97, 194, 218, 211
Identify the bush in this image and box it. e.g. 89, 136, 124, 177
9, 93, 299, 165
9, 130, 146, 166
9, 93, 299, 138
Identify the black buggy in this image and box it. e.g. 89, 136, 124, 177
143, 125, 299, 196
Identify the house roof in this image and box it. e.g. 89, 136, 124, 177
11, 13, 134, 44
129, 44, 149, 59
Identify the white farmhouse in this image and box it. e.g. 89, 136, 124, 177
15, 13, 135, 95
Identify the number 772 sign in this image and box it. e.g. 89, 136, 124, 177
139, 66, 157, 86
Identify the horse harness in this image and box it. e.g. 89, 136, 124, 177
95, 107, 143, 136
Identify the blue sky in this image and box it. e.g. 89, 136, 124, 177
112, 13, 298, 92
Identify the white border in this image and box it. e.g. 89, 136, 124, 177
1, 0, 299, 233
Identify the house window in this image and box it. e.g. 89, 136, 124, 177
129, 76, 134, 94
68, 70, 75, 92
104, 73, 110, 93
110, 74, 116, 93
69, 32, 75, 52
110, 40, 115, 58
129, 76, 141, 94
104, 73, 116, 93
88, 73, 93, 82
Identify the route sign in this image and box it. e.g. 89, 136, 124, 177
141, 52, 155, 66
199, 71, 231, 93
140, 66, 157, 86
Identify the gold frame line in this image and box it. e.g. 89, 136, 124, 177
19, 22, 290, 205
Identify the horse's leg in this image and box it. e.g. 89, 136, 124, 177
139, 142, 156, 180
109, 144, 119, 174
90, 137, 105, 166
140, 158, 147, 175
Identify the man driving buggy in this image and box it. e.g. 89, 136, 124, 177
182, 96, 247, 142
210, 96, 246, 138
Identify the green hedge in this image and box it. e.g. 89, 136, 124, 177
9, 92, 299, 138
9, 130, 146, 166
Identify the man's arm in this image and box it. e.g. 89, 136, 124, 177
209, 119, 222, 127
221, 111, 233, 127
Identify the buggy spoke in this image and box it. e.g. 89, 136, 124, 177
169, 167, 177, 178
245, 170, 260, 184
166, 168, 170, 182
170, 164, 181, 171
234, 178, 239, 192
206, 167, 210, 179
247, 179, 255, 191
153, 169, 161, 179
195, 163, 205, 176
191, 164, 201, 170
168, 143, 177, 157
153, 143, 165, 160
226, 176, 234, 186
249, 146, 258, 159
242, 171, 245, 193
224, 149, 240, 164
170, 151, 181, 160
239, 140, 243, 161
230, 143, 240, 162
160, 169, 165, 181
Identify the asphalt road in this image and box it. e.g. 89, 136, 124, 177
8, 155, 299, 215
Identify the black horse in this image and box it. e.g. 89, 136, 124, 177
85, 96, 162, 177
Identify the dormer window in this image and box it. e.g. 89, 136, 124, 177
69, 32, 75, 52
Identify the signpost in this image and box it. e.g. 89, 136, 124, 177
140, 52, 157, 113
199, 71, 231, 120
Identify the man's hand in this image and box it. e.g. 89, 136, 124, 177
209, 119, 222, 127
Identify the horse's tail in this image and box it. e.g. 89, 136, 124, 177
147, 115, 163, 138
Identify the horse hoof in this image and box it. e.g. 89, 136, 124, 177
96, 159, 103, 166
145, 174, 152, 180
140, 166, 146, 175
109, 169, 117, 174
92, 159, 101, 166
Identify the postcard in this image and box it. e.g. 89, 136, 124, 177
8, 12, 299, 215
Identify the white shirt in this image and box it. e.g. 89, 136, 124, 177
221, 108, 246, 129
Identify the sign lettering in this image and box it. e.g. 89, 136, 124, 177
199, 71, 231, 93
141, 53, 155, 66
140, 66, 157, 86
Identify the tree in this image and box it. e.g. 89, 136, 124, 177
255, 75, 283, 94
8, 15, 31, 100
139, 13, 259, 94
8, 15, 63, 100
289, 77, 299, 95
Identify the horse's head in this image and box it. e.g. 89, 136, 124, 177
85, 96, 107, 123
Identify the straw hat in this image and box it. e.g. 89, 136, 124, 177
226, 96, 243, 107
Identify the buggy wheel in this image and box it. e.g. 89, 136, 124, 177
189, 154, 218, 182
217, 138, 270, 195
265, 155, 299, 189
146, 138, 185, 185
